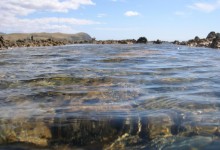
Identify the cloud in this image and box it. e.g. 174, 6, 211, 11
1, 0, 95, 15
188, 1, 220, 12
0, 0, 97, 33
124, 11, 140, 17
0, 16, 99, 33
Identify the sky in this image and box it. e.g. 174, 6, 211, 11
0, 0, 220, 41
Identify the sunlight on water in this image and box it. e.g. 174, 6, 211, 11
0, 44, 220, 149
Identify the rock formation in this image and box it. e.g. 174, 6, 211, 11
153, 39, 162, 44
0, 36, 7, 49
210, 36, 220, 48
136, 37, 148, 44
173, 31, 220, 49
206, 31, 217, 39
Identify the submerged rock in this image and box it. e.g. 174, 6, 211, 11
0, 120, 52, 146
163, 136, 213, 150
50, 117, 131, 146
139, 113, 174, 140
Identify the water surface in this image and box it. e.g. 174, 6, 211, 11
0, 44, 220, 149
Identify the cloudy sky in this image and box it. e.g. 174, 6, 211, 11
0, 0, 220, 41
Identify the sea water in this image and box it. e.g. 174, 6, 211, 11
0, 44, 220, 149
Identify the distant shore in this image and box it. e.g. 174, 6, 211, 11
0, 31, 220, 50
0, 32, 94, 50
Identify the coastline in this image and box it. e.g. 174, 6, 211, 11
0, 32, 94, 50
1, 31, 220, 50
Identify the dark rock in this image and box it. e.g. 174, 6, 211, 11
153, 39, 162, 44
206, 31, 216, 39
172, 40, 180, 45
139, 113, 174, 140
0, 36, 7, 49
179, 41, 187, 45
187, 39, 197, 47
216, 33, 220, 39
136, 37, 148, 44
194, 36, 200, 41
210, 37, 220, 48
172, 40, 187, 45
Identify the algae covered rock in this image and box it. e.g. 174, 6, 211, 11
0, 119, 52, 147
139, 113, 174, 140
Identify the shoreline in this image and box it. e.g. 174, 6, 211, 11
1, 31, 220, 50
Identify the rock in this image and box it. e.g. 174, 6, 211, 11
139, 113, 173, 140
172, 40, 180, 45
50, 117, 129, 146
197, 39, 212, 47
173, 31, 220, 48
179, 41, 187, 45
206, 31, 217, 40
194, 36, 200, 41
0, 119, 52, 147
187, 39, 197, 47
163, 136, 213, 150
136, 37, 148, 44
216, 33, 220, 39
178, 111, 220, 137
210, 37, 220, 48
153, 39, 162, 44
0, 36, 6, 49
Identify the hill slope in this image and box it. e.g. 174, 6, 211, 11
2, 32, 92, 42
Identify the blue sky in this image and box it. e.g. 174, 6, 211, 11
0, 0, 220, 41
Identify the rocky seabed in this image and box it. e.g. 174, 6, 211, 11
1, 107, 220, 149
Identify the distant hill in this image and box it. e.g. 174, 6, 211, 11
0, 32, 5, 35
2, 32, 92, 42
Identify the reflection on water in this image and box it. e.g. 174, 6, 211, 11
0, 44, 220, 149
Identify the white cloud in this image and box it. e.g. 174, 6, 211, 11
0, 0, 97, 33
1, 0, 95, 15
188, 1, 220, 12
124, 11, 140, 17
0, 16, 99, 33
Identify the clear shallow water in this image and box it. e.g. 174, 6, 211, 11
0, 44, 220, 149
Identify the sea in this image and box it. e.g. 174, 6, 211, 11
0, 43, 220, 149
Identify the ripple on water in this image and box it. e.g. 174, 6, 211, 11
1, 44, 220, 149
